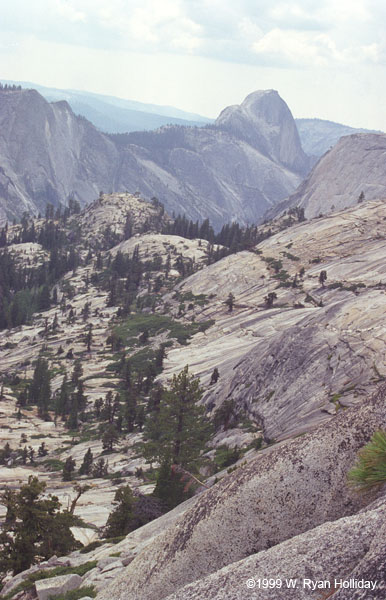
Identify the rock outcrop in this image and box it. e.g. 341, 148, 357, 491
270, 133, 386, 219
162, 200, 386, 440
216, 90, 309, 174
96, 385, 386, 600
164, 496, 386, 599
35, 574, 83, 600
0, 89, 118, 223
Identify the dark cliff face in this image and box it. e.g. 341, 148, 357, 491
0, 88, 308, 227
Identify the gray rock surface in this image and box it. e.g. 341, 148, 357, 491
271, 133, 386, 219
216, 90, 309, 175
332, 517, 386, 599
163, 496, 386, 599
0, 89, 118, 223
295, 118, 381, 162
35, 573, 83, 600
162, 200, 386, 440
96, 385, 386, 600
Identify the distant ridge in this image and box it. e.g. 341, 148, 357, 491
1, 79, 212, 133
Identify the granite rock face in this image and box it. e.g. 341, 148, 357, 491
163, 496, 386, 600
0, 89, 118, 223
271, 133, 386, 219
96, 385, 386, 600
35, 574, 83, 600
216, 90, 309, 175
162, 200, 386, 441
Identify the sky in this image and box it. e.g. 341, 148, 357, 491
1, 0, 386, 129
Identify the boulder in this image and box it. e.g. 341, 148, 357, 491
35, 574, 83, 600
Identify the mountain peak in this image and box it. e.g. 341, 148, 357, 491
215, 90, 309, 174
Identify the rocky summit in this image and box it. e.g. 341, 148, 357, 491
0, 87, 308, 228
0, 192, 385, 600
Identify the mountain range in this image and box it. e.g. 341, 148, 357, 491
1, 82, 385, 231
2, 80, 212, 132
0, 87, 308, 229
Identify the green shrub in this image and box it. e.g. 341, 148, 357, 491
348, 430, 386, 491
214, 445, 243, 469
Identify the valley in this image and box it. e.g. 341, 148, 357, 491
0, 189, 385, 599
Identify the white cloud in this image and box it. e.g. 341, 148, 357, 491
55, 1, 86, 23
252, 29, 348, 67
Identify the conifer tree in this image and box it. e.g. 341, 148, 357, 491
29, 357, 51, 419
78, 448, 94, 475
62, 456, 76, 481
0, 476, 78, 576
102, 424, 119, 451
143, 366, 211, 470
225, 293, 235, 312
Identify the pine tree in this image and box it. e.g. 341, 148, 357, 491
62, 456, 76, 481
29, 357, 51, 419
78, 448, 94, 475
225, 293, 235, 312
319, 270, 327, 287
104, 485, 164, 538
102, 424, 119, 451
71, 359, 83, 385
85, 323, 93, 351
0, 476, 78, 576
143, 366, 212, 470
92, 458, 108, 478
56, 374, 70, 417
37, 442, 48, 457
210, 367, 220, 385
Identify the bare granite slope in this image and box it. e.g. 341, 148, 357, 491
96, 384, 386, 600
162, 201, 386, 439
216, 90, 309, 174
270, 133, 386, 219
0, 89, 118, 223
164, 496, 386, 599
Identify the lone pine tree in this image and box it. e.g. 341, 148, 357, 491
143, 366, 212, 508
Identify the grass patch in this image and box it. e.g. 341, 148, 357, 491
173, 291, 209, 306
281, 251, 300, 261
214, 445, 243, 469
48, 586, 96, 600
42, 458, 65, 471
112, 313, 214, 347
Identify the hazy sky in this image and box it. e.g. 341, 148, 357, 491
1, 0, 386, 129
